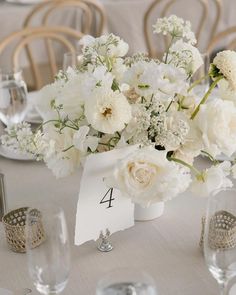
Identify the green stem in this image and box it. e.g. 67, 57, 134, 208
168, 156, 201, 176
200, 150, 219, 165
62, 145, 74, 152
187, 74, 209, 93
190, 75, 224, 120
164, 36, 174, 64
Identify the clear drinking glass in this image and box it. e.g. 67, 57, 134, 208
96, 268, 158, 295
63, 51, 83, 71
0, 69, 28, 126
25, 205, 70, 295
204, 189, 236, 295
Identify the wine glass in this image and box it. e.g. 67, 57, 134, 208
0, 69, 28, 126
204, 188, 236, 295
25, 204, 70, 295
63, 51, 83, 71
96, 268, 158, 295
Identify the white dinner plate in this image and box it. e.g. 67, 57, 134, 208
0, 145, 34, 161
0, 288, 13, 295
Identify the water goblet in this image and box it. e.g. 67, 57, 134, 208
63, 51, 83, 71
204, 188, 236, 295
25, 204, 70, 295
96, 268, 158, 295
0, 69, 28, 126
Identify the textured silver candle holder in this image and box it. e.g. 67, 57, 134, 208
97, 228, 113, 252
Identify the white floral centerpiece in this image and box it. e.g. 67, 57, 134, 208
2, 15, 236, 208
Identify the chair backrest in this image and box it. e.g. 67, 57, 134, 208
0, 26, 83, 90
23, 0, 106, 36
207, 26, 236, 54
144, 0, 222, 58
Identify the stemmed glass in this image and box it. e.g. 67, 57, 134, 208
25, 205, 70, 295
0, 69, 28, 126
204, 189, 236, 295
63, 51, 83, 71
96, 268, 158, 295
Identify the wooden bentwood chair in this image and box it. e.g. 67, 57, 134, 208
0, 26, 83, 90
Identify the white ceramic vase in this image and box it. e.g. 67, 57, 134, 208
134, 202, 164, 221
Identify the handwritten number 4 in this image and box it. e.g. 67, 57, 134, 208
100, 188, 115, 208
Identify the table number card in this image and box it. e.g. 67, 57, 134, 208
74, 145, 138, 246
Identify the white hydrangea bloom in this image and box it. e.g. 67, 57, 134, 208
166, 40, 203, 75
84, 86, 132, 134
107, 146, 191, 206
190, 161, 233, 197
195, 99, 236, 157
153, 15, 196, 45
212, 50, 236, 91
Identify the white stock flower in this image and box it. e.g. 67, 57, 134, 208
190, 161, 233, 197
166, 40, 203, 75
73, 126, 98, 153
42, 126, 81, 178
124, 61, 188, 99
195, 99, 236, 157
80, 34, 129, 58
108, 147, 191, 206
153, 15, 196, 45
212, 50, 236, 91
35, 79, 64, 120
157, 63, 188, 99
85, 86, 131, 134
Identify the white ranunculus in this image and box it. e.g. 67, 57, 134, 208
166, 40, 203, 75
190, 161, 233, 197
212, 50, 236, 91
73, 126, 98, 153
84, 86, 132, 134
108, 147, 191, 206
195, 99, 236, 157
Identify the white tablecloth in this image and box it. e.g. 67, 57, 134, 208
1, 153, 236, 295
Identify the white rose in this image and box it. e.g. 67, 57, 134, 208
190, 161, 233, 197
195, 99, 236, 157
108, 147, 191, 206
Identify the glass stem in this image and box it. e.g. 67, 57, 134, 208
219, 281, 228, 295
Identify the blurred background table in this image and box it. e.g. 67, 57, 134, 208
1, 154, 236, 295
